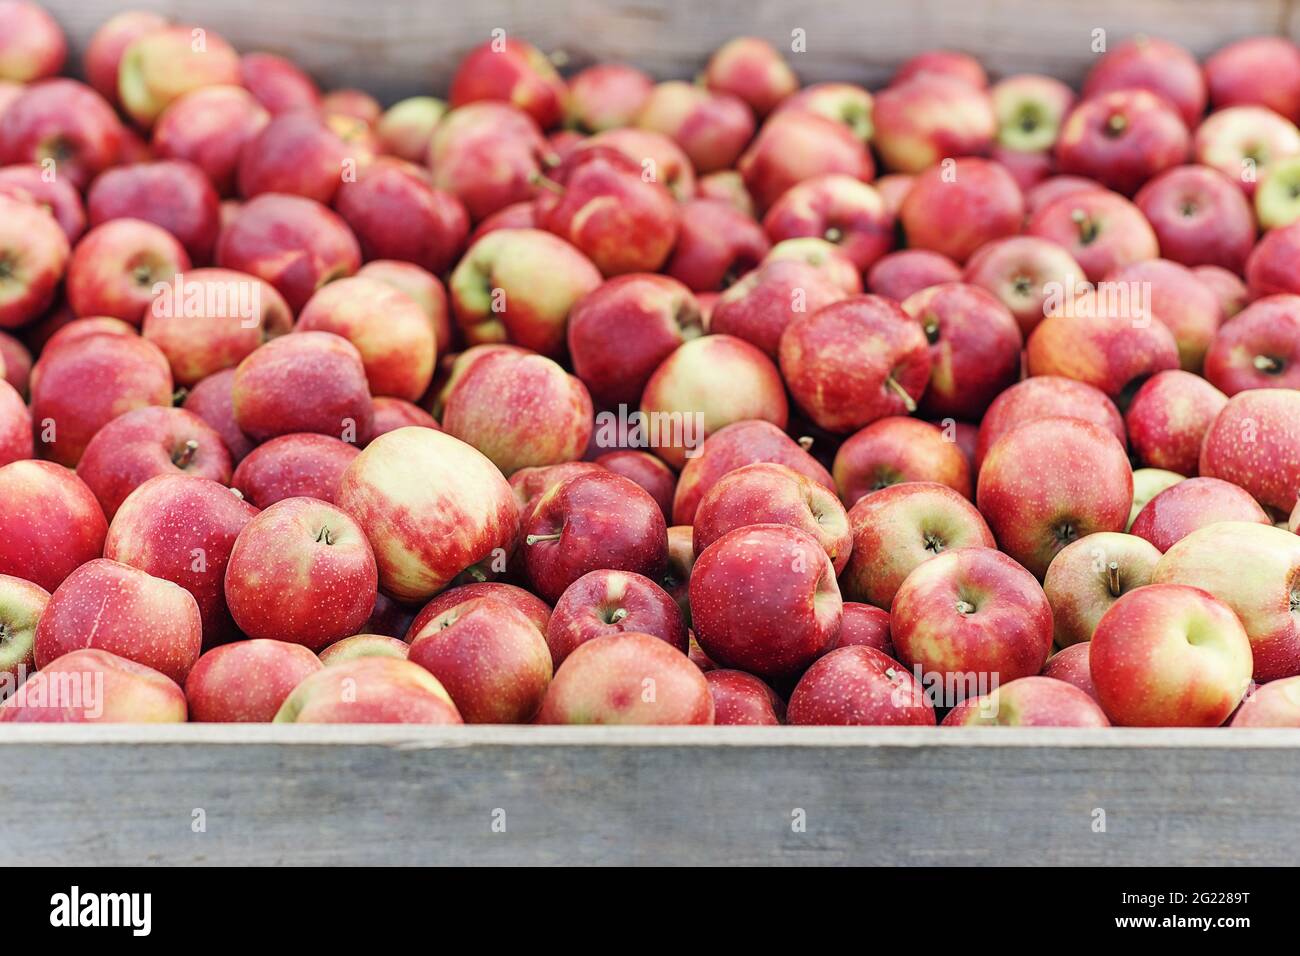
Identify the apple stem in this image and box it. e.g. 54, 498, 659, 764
529, 172, 566, 195
525, 532, 563, 545
1107, 561, 1121, 598
229, 487, 245, 500
797, 435, 815, 451
884, 375, 917, 413
1105, 113, 1127, 136
1070, 209, 1099, 244
315, 526, 335, 546
465, 564, 489, 583
172, 387, 189, 406
955, 599, 976, 615
172, 439, 199, 469
1254, 355, 1283, 374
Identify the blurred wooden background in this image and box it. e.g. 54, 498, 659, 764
36, 0, 1300, 102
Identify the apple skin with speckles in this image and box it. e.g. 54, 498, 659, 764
705, 669, 785, 725
977, 417, 1133, 579
1231, 676, 1300, 727
0, 649, 187, 723
1204, 296, 1300, 395
1198, 388, 1300, 514
0, 461, 108, 593
185, 639, 322, 722
900, 159, 1024, 264
1041, 643, 1099, 702
762, 174, 892, 272
318, 634, 409, 666
788, 645, 935, 726
711, 258, 846, 359
976, 376, 1125, 472
274, 657, 462, 724
1130, 477, 1271, 552
1041, 531, 1161, 648
1124, 370, 1226, 476
665, 198, 770, 293
547, 569, 687, 668
942, 675, 1109, 726
836, 603, 894, 657
232, 433, 358, 508
35, 558, 202, 684
833, 417, 971, 507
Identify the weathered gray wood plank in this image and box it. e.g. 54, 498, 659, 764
1, 726, 1295, 865
34, 0, 1296, 102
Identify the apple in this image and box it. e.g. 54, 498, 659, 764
837, 602, 893, 655
641, 334, 788, 467
893, 49, 987, 88
510, 461, 604, 516
1024, 189, 1158, 281
899, 158, 1024, 264
991, 73, 1075, 152
565, 63, 652, 132
338, 427, 519, 601
0, 78, 122, 191
537, 630, 712, 725
671, 419, 833, 526
0, 648, 186, 723
594, 450, 675, 522
1129, 467, 1186, 528
182, 368, 253, 462
1041, 642, 1098, 701
0, 197, 69, 329
1199, 388, 1300, 513
75, 406, 231, 520
871, 75, 996, 174
1135, 165, 1253, 276
1193, 105, 1300, 199
788, 645, 935, 726
764, 237, 861, 294
184, 639, 322, 722
546, 569, 687, 666
704, 36, 798, 118
738, 110, 873, 212
407, 581, 550, 644
1083, 35, 1205, 127
586, 127, 697, 201
1023, 174, 1107, 214
442, 348, 592, 475
0, 572, 47, 681
1042, 531, 1162, 647
975, 376, 1125, 471
833, 417, 970, 506
318, 634, 408, 665
1247, 220, 1300, 298
370, 397, 439, 441
865, 249, 962, 302
88, 160, 221, 264
1055, 90, 1190, 195
36, 557, 201, 683
0, 0, 65, 82
1205, 36, 1300, 121
118, 25, 241, 127
892, 546, 1053, 699
1230, 676, 1300, 727
234, 109, 349, 205
0, 163, 87, 243
225, 496, 377, 649
710, 258, 847, 359
1104, 258, 1224, 372
522, 470, 667, 603
0, 460, 106, 594
428, 102, 552, 222
1204, 295, 1300, 394
407, 596, 551, 723
1124, 369, 1227, 475
0, 378, 29, 466
449, 227, 601, 358
274, 657, 461, 724
231, 433, 357, 507
142, 267, 292, 387
696, 170, 754, 214
0, 330, 32, 395
900, 282, 1021, 420
873, 172, 915, 217
356, 259, 452, 356
962, 236, 1084, 338
762, 173, 892, 272
30, 332, 172, 467
152, 85, 272, 198
635, 81, 754, 174
942, 675, 1110, 726
66, 218, 190, 325
774, 82, 873, 143
704, 669, 785, 725
690, 523, 840, 681
84, 11, 168, 104
664, 199, 770, 293
1091, 583, 1252, 726
334, 158, 469, 276
448, 36, 564, 129
534, 145, 680, 277
232, 331, 373, 445
1130, 476, 1271, 553
978, 417, 1133, 578
1026, 290, 1181, 404
693, 462, 852, 572
779, 295, 931, 433
841, 480, 994, 609
375, 95, 446, 161
237, 50, 320, 115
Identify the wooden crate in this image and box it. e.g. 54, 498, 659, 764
9, 0, 1300, 866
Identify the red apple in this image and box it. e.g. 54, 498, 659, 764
893, 50, 987, 88
1105, 258, 1224, 372
975, 376, 1125, 471
152, 85, 272, 197
941, 675, 1109, 726
0, 378, 29, 466
0, 197, 68, 329
87, 159, 221, 263
710, 258, 847, 358
537, 630, 713, 724
1199, 388, 1300, 513
182, 368, 253, 462
594, 450, 674, 522
1041, 642, 1098, 701
1193, 104, 1300, 199
0, 78, 122, 190
184, 639, 321, 722
1204, 295, 1300, 394
963, 236, 1086, 338
232, 331, 373, 445
547, 569, 687, 667
1130, 476, 1270, 553
118, 25, 241, 128
837, 602, 893, 655
865, 249, 962, 302
738, 110, 873, 212
0, 162, 86, 244
407, 581, 549, 643
664, 199, 770, 292
1055, 90, 1190, 196
779, 295, 931, 433
370, 397, 439, 441
871, 75, 996, 174
1042, 530, 1162, 647
67, 218, 190, 324
635, 81, 754, 175
690, 523, 840, 682
356, 259, 452, 356
833, 417, 971, 505
449, 37, 565, 129
0, 460, 107, 592
319, 634, 409, 665
762, 173, 892, 272
1230, 676, 1300, 727
788, 645, 935, 726
0, 572, 47, 681
510, 461, 605, 516
841, 481, 994, 608
1124, 369, 1227, 475
1134, 165, 1255, 273
1091, 584, 1252, 726
428, 102, 552, 222
900, 158, 1024, 264
977, 417, 1133, 578
1083, 36, 1205, 127
774, 82, 873, 146
764, 237, 862, 294
231, 433, 358, 508
704, 36, 798, 118
1205, 37, 1300, 121
565, 63, 652, 132
36, 557, 201, 683
215, 194, 361, 312
0, 330, 31, 395
274, 657, 461, 724
236, 109, 349, 204
705, 669, 785, 725
586, 126, 698, 201
0, 648, 186, 723
0, 0, 65, 82
83, 11, 168, 104
1024, 188, 1158, 281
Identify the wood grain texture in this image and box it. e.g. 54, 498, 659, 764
35, 0, 1297, 102
1, 726, 1295, 865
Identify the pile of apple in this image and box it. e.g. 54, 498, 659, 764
0, 4, 1299, 729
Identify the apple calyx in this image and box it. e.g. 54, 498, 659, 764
1052, 520, 1079, 546
884, 374, 917, 412
1104, 113, 1128, 138
171, 439, 200, 469
922, 532, 945, 554
525, 531, 563, 545
1106, 561, 1121, 598
921, 314, 941, 344
954, 599, 976, 615
603, 606, 629, 625
1070, 208, 1099, 245
1253, 354, 1285, 375
314, 526, 336, 546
